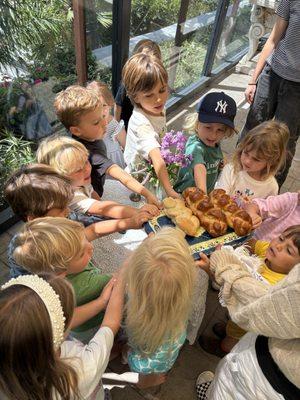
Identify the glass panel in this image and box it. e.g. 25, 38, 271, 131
85, 0, 113, 85
130, 0, 219, 95
212, 0, 252, 70
0, 0, 74, 212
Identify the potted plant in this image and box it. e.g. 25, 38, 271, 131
0, 130, 35, 232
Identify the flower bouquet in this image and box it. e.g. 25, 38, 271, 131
140, 130, 192, 197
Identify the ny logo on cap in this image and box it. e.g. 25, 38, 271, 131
215, 100, 228, 114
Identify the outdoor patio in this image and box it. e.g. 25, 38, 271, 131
0, 60, 300, 400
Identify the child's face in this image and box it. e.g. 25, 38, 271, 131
71, 104, 108, 141
134, 81, 168, 116
68, 237, 93, 274
68, 158, 92, 187
196, 121, 227, 147
100, 96, 112, 123
265, 234, 300, 274
240, 148, 267, 178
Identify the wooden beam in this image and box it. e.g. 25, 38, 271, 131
73, 0, 88, 85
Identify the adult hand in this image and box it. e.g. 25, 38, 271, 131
245, 84, 257, 104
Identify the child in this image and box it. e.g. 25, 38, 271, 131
124, 227, 197, 385
122, 53, 179, 199
174, 92, 237, 194
36, 134, 157, 233
195, 242, 300, 400
87, 80, 126, 168
244, 191, 300, 241
217, 225, 300, 353
0, 272, 124, 399
215, 120, 289, 203
54, 85, 160, 207
11, 217, 113, 342
114, 39, 162, 130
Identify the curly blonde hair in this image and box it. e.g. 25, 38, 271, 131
54, 85, 100, 129
12, 217, 86, 274
233, 120, 290, 179
124, 227, 196, 355
36, 134, 89, 176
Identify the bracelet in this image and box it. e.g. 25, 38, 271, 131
248, 83, 257, 86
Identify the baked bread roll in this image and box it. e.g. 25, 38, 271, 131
231, 210, 253, 236
200, 208, 227, 237
163, 197, 200, 236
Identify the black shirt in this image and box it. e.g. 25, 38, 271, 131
115, 83, 134, 130
73, 136, 114, 197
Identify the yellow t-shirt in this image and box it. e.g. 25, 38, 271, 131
255, 240, 286, 285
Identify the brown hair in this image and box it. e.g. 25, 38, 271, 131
282, 225, 300, 254
233, 120, 290, 179
4, 164, 73, 221
12, 217, 86, 274
54, 85, 100, 129
132, 39, 162, 59
87, 81, 114, 107
122, 53, 168, 105
0, 273, 79, 400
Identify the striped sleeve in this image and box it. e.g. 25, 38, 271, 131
276, 0, 290, 20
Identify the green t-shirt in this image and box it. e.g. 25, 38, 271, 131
67, 261, 111, 332
174, 135, 223, 193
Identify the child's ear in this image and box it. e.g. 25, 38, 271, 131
69, 125, 81, 137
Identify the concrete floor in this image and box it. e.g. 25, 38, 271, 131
1, 61, 300, 400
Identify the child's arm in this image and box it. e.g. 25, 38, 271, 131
194, 163, 207, 193
107, 164, 162, 208
84, 211, 152, 241
88, 199, 138, 219
70, 278, 115, 329
149, 148, 181, 199
101, 266, 126, 335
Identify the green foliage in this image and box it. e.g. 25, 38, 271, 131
0, 130, 35, 208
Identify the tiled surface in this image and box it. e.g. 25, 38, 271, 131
1, 61, 300, 399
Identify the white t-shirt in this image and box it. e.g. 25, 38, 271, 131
215, 163, 278, 202
60, 327, 114, 400
124, 107, 166, 171
69, 184, 97, 214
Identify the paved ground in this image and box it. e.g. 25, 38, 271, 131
1, 61, 300, 400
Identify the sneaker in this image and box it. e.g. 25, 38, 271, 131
129, 193, 142, 202
212, 322, 226, 339
196, 371, 214, 400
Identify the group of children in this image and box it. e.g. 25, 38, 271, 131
0, 37, 300, 400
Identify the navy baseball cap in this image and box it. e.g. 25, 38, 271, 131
197, 92, 237, 129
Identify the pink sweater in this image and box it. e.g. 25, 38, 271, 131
253, 192, 300, 241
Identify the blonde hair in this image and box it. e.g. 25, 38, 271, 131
36, 134, 89, 175
124, 227, 196, 355
4, 163, 73, 221
87, 81, 114, 107
183, 112, 235, 137
122, 53, 168, 105
233, 120, 290, 178
12, 217, 85, 274
0, 273, 79, 400
132, 39, 162, 59
54, 85, 100, 129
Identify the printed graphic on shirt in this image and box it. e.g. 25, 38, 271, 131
232, 188, 255, 205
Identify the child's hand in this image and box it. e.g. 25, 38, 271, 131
140, 204, 160, 217
167, 189, 181, 199
249, 212, 262, 229
194, 252, 210, 275
145, 193, 163, 209
99, 278, 116, 307
128, 211, 151, 229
